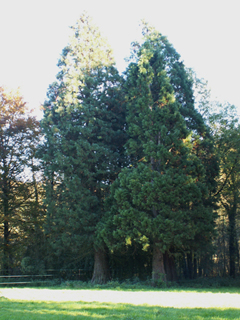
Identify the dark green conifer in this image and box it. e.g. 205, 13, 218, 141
41, 14, 126, 283
103, 23, 216, 282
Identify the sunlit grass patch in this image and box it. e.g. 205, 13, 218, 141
0, 299, 240, 320
0, 287, 240, 319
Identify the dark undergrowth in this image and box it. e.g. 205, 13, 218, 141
1, 276, 240, 292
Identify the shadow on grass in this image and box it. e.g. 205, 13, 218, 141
0, 298, 239, 320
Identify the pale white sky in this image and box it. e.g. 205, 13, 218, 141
0, 0, 239, 118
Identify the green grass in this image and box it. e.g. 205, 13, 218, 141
0, 298, 240, 319
0, 285, 239, 319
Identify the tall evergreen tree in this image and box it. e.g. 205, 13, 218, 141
41, 14, 126, 283
102, 23, 217, 282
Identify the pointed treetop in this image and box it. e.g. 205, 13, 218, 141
58, 12, 115, 74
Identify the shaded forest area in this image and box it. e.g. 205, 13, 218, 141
0, 14, 239, 284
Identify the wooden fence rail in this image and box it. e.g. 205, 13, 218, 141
0, 274, 53, 286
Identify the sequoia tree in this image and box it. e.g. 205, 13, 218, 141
41, 14, 127, 283
103, 23, 217, 282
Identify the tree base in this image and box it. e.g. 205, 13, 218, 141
91, 248, 110, 284
152, 245, 166, 285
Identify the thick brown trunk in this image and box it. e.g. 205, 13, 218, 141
164, 252, 177, 281
152, 245, 166, 284
91, 248, 110, 284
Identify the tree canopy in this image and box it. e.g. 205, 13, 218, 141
2, 15, 240, 283
40, 13, 127, 283
101, 23, 218, 282
0, 87, 42, 274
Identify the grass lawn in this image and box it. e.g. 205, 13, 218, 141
0, 286, 240, 319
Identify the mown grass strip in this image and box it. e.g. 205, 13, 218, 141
0, 286, 239, 320
0, 298, 240, 320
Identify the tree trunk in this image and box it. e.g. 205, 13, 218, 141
229, 192, 237, 278
3, 175, 10, 275
164, 252, 177, 281
193, 254, 197, 279
187, 252, 193, 279
3, 220, 10, 275
91, 248, 110, 284
152, 245, 166, 284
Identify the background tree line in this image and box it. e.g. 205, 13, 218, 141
0, 14, 239, 284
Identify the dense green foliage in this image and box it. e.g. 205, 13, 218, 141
0, 14, 239, 282
40, 14, 127, 282
0, 87, 44, 274
101, 23, 218, 282
204, 103, 240, 278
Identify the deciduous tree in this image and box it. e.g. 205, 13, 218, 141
0, 87, 42, 274
208, 103, 240, 277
